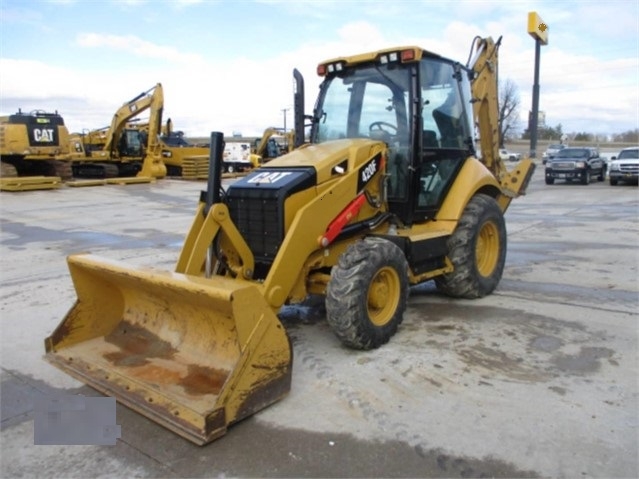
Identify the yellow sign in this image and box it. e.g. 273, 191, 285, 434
528, 11, 549, 45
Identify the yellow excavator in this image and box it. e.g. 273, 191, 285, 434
249, 127, 295, 168
45, 36, 534, 445
68, 83, 166, 180
0, 109, 72, 191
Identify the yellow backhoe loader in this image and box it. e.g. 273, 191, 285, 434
68, 83, 166, 180
45, 36, 535, 445
0, 109, 72, 191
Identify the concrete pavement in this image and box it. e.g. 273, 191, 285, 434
1, 172, 637, 478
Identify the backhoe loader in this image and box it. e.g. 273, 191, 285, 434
45, 36, 535, 445
68, 83, 166, 180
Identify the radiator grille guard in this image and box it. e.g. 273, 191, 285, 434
226, 167, 317, 269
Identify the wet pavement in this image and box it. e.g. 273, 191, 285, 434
1, 170, 637, 478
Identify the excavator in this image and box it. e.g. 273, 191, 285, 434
249, 127, 295, 167
68, 83, 166, 180
119, 119, 210, 179
157, 118, 210, 179
0, 109, 72, 191
45, 36, 535, 445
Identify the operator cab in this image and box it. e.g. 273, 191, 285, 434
310, 48, 476, 225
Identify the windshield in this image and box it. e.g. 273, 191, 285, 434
314, 62, 411, 147
618, 148, 639, 159
555, 148, 588, 159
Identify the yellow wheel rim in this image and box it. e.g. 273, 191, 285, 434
367, 266, 400, 326
476, 220, 499, 277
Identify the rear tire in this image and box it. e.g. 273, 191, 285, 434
326, 237, 409, 350
435, 194, 506, 298
598, 167, 605, 182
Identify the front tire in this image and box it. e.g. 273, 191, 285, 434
581, 170, 591, 185
435, 194, 506, 298
545, 177, 554, 185
326, 237, 409, 350
610, 177, 618, 186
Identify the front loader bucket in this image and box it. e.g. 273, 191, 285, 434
45, 254, 292, 445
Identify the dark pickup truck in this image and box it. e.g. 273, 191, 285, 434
545, 147, 606, 185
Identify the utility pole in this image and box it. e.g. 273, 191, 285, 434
527, 12, 548, 159
281, 108, 290, 133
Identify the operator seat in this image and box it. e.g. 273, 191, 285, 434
423, 130, 439, 148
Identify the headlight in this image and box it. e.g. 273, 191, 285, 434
609, 161, 620, 171
575, 161, 586, 168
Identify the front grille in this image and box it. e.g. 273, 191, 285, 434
619, 163, 639, 173
552, 161, 576, 170
227, 195, 282, 263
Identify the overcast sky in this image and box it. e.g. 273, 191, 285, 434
1, 0, 637, 138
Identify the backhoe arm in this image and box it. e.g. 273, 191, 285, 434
468, 36, 535, 209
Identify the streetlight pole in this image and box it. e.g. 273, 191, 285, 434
281, 108, 290, 133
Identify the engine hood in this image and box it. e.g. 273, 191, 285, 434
262, 138, 387, 185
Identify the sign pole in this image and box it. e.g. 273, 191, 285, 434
527, 12, 548, 159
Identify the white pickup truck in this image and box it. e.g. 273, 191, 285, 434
499, 149, 521, 162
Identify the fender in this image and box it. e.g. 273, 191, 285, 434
436, 157, 501, 221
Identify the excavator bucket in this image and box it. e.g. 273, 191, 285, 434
45, 254, 292, 445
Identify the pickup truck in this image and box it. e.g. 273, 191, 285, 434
545, 147, 606, 185
499, 149, 521, 162
542, 143, 567, 164
608, 147, 639, 185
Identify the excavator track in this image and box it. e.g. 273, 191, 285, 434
72, 162, 120, 179
47, 160, 74, 181
0, 161, 18, 178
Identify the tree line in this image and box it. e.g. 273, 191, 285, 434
498, 79, 638, 145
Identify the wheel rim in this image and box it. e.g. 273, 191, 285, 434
475, 220, 500, 277
367, 266, 400, 326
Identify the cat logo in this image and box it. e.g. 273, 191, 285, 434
34, 128, 55, 143
247, 171, 292, 184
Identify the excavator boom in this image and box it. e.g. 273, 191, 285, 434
71, 83, 166, 179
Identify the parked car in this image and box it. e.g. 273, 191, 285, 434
499, 148, 521, 162
545, 147, 606, 185
608, 147, 639, 185
542, 143, 567, 164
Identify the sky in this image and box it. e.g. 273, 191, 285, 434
1, 0, 638, 139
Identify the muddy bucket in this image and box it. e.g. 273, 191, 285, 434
45, 254, 292, 445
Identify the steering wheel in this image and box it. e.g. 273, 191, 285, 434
369, 121, 398, 137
